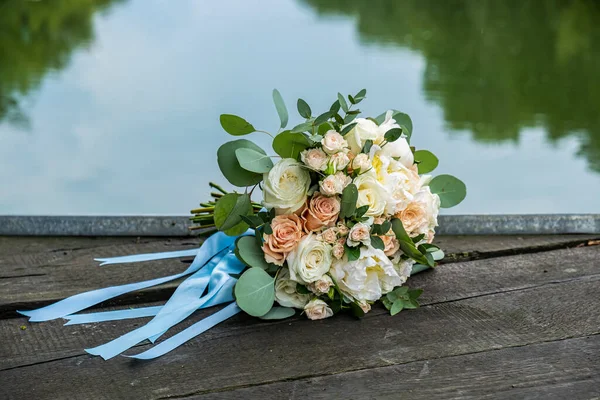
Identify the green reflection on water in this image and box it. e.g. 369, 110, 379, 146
0, 0, 121, 127
302, 0, 600, 172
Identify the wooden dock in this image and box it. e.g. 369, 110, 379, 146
1, 234, 599, 399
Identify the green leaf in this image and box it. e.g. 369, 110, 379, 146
214, 193, 252, 234
217, 140, 265, 187
272, 131, 310, 160
344, 113, 358, 124
380, 220, 391, 234
412, 233, 426, 243
240, 215, 263, 228
391, 218, 412, 243
291, 121, 313, 133
235, 235, 270, 270
386, 292, 398, 302
297, 99, 311, 119
330, 100, 340, 113
272, 89, 288, 129
314, 111, 334, 126
234, 268, 275, 317
355, 205, 369, 218
259, 306, 296, 320
384, 128, 403, 143
403, 300, 418, 309
348, 94, 356, 105
414, 150, 439, 174
375, 110, 413, 140
408, 288, 424, 299
361, 139, 373, 154
339, 183, 358, 218
219, 114, 255, 136
390, 299, 404, 316
394, 286, 409, 296
345, 244, 360, 261
337, 93, 349, 112
429, 174, 467, 208
350, 302, 365, 318
391, 218, 429, 264
370, 235, 385, 251
318, 121, 334, 135
263, 222, 273, 235
354, 89, 366, 102
340, 122, 357, 136
235, 147, 274, 173
431, 249, 445, 261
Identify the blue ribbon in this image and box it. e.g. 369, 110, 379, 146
19, 230, 251, 360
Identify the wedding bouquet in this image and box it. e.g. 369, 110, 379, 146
19, 89, 465, 360
190, 89, 466, 320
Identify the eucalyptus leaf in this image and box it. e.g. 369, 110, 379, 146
341, 122, 357, 136
235, 147, 274, 173
414, 150, 439, 174
431, 249, 445, 261
272, 89, 288, 129
235, 235, 270, 270
240, 215, 263, 228
348, 94, 356, 105
375, 110, 413, 139
297, 98, 311, 119
361, 139, 373, 154
354, 88, 366, 102
234, 268, 275, 317
217, 140, 265, 187
272, 131, 310, 159
429, 174, 467, 208
370, 235, 385, 251
214, 193, 252, 233
410, 264, 431, 275
384, 128, 403, 143
318, 122, 334, 135
219, 114, 255, 136
330, 100, 340, 113
314, 111, 334, 126
291, 121, 313, 133
337, 93, 349, 112
259, 307, 296, 320
339, 183, 358, 218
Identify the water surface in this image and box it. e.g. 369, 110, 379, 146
1, 0, 599, 215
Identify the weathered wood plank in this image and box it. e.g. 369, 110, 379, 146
1, 236, 598, 318
1, 276, 599, 398
194, 335, 600, 400
3, 245, 599, 368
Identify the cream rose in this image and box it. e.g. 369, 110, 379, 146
346, 118, 381, 154
353, 170, 388, 217
302, 193, 341, 232
329, 152, 350, 172
321, 130, 348, 154
396, 186, 440, 237
263, 158, 311, 214
274, 268, 310, 309
346, 222, 371, 247
307, 274, 334, 295
300, 148, 329, 171
319, 172, 352, 196
332, 242, 345, 259
287, 233, 333, 284
304, 299, 333, 320
330, 245, 403, 302
262, 214, 305, 265
372, 154, 421, 214
352, 153, 371, 172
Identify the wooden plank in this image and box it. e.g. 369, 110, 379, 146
1, 273, 599, 397
1, 235, 598, 318
3, 245, 599, 368
194, 335, 600, 400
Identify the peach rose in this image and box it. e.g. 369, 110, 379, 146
332, 242, 345, 259
262, 214, 305, 265
319, 227, 338, 244
302, 193, 341, 232
396, 201, 426, 236
381, 235, 400, 257
346, 222, 370, 247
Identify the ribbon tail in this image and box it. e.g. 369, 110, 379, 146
64, 306, 164, 326
126, 303, 242, 360
95, 249, 199, 266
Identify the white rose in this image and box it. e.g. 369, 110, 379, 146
263, 158, 311, 214
352, 153, 371, 172
287, 233, 333, 284
319, 172, 351, 196
346, 118, 381, 154
321, 130, 348, 154
329, 152, 350, 172
274, 268, 310, 309
330, 245, 403, 302
307, 274, 334, 295
304, 299, 333, 320
353, 170, 388, 217
381, 137, 413, 167
300, 148, 329, 171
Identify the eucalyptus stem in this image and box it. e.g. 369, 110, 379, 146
209, 182, 228, 194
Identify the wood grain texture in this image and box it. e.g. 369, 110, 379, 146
1, 277, 599, 398
3, 245, 599, 369
194, 335, 600, 400
1, 235, 597, 318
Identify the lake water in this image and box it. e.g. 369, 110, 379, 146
1, 0, 599, 215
